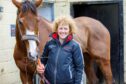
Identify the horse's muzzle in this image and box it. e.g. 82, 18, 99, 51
28, 52, 38, 61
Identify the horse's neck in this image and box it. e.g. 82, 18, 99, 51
38, 16, 52, 37
38, 17, 52, 53
38, 16, 52, 32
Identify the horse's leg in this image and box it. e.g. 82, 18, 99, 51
20, 71, 33, 84
84, 53, 98, 84
96, 59, 112, 84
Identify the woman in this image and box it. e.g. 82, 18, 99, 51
37, 16, 84, 84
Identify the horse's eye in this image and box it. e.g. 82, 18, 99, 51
19, 19, 23, 25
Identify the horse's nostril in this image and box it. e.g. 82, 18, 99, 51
28, 52, 37, 61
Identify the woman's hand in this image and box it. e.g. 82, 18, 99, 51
36, 63, 45, 74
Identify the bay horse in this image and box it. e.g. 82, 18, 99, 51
12, 0, 52, 84
12, 0, 113, 84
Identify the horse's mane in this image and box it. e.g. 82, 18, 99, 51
17, 1, 37, 15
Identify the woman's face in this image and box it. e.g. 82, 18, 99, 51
57, 23, 70, 40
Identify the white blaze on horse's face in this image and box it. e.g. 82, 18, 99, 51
26, 30, 38, 61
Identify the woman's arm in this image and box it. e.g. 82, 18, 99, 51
37, 42, 50, 74
72, 44, 84, 84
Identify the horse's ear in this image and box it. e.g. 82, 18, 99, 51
12, 0, 21, 8
35, 0, 43, 7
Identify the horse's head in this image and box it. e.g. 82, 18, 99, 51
12, 0, 43, 61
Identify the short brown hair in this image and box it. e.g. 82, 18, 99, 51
52, 15, 77, 34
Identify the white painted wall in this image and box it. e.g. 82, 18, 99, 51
0, 1, 21, 84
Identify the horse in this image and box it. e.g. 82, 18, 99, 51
12, 0, 52, 84
12, 0, 113, 84
74, 17, 113, 84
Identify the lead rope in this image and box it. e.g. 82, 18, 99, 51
36, 16, 50, 84
25, 57, 29, 84
37, 48, 50, 84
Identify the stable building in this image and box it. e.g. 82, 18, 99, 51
0, 0, 125, 84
